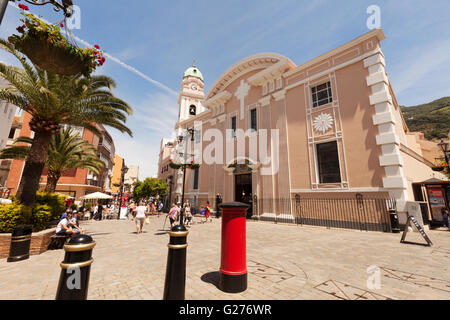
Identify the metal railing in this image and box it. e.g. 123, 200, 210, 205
252, 195, 395, 233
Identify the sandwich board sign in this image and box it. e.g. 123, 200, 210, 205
400, 215, 433, 247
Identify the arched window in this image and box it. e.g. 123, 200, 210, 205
189, 105, 197, 116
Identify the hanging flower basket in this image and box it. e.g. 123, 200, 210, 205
432, 161, 449, 172
169, 162, 183, 170
168, 160, 200, 170
8, 12, 105, 77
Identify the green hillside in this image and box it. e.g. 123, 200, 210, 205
401, 97, 450, 140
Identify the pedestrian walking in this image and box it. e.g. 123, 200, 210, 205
168, 203, 179, 229
151, 201, 156, 216
442, 208, 449, 228
157, 201, 164, 216
135, 201, 148, 234
200, 205, 206, 223
205, 201, 212, 222
185, 203, 193, 226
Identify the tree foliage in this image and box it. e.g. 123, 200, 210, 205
0, 38, 132, 207
132, 178, 168, 201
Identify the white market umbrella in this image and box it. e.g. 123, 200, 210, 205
0, 198, 12, 205
81, 192, 114, 200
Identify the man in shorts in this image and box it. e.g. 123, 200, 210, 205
69, 211, 86, 234
56, 212, 77, 236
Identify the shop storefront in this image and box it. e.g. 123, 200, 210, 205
413, 178, 450, 227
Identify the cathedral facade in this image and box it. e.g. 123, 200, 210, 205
158, 29, 447, 229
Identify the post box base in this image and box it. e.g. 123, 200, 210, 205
219, 272, 247, 293
7, 254, 30, 263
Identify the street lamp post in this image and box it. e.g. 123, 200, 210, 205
166, 176, 173, 209
177, 128, 195, 228
0, 0, 74, 26
438, 139, 449, 164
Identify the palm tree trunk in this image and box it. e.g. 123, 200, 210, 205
16, 130, 52, 208
45, 171, 61, 193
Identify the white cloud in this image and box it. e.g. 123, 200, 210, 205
110, 132, 161, 180
109, 91, 179, 179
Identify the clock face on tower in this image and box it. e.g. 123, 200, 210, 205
191, 84, 198, 91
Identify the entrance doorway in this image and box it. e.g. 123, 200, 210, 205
235, 173, 253, 218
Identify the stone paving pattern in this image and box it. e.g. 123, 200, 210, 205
0, 215, 449, 300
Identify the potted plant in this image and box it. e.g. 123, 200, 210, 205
8, 9, 106, 77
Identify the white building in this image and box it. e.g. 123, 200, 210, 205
0, 77, 17, 151
124, 165, 139, 191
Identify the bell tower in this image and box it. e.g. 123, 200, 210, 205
178, 63, 205, 122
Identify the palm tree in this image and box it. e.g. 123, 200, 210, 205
0, 39, 132, 207
0, 128, 105, 193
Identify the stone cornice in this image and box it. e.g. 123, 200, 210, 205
204, 90, 232, 109
259, 96, 271, 106
247, 60, 295, 86
284, 29, 386, 79
272, 89, 287, 101
206, 53, 295, 100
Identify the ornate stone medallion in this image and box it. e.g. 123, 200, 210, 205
313, 113, 334, 134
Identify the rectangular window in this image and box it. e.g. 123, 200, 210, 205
231, 116, 237, 138
8, 128, 15, 139
250, 108, 257, 132
316, 141, 341, 184
311, 81, 333, 108
193, 168, 199, 190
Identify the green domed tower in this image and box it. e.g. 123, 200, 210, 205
178, 63, 205, 122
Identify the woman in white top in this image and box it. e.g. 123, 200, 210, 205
135, 201, 148, 234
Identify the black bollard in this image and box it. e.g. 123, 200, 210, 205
163, 225, 189, 300
389, 209, 401, 233
7, 225, 33, 263
55, 234, 96, 300
215, 194, 222, 218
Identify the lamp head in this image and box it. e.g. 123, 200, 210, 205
438, 139, 449, 153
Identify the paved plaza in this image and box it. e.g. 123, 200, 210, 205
0, 215, 450, 300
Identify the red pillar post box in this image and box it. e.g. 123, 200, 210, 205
218, 202, 249, 293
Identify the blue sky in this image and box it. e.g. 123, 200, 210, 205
1, 0, 450, 179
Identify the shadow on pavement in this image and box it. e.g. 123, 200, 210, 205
201, 271, 220, 289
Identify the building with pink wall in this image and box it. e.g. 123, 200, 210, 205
158, 29, 448, 229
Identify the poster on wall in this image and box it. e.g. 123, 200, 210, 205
427, 189, 446, 222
